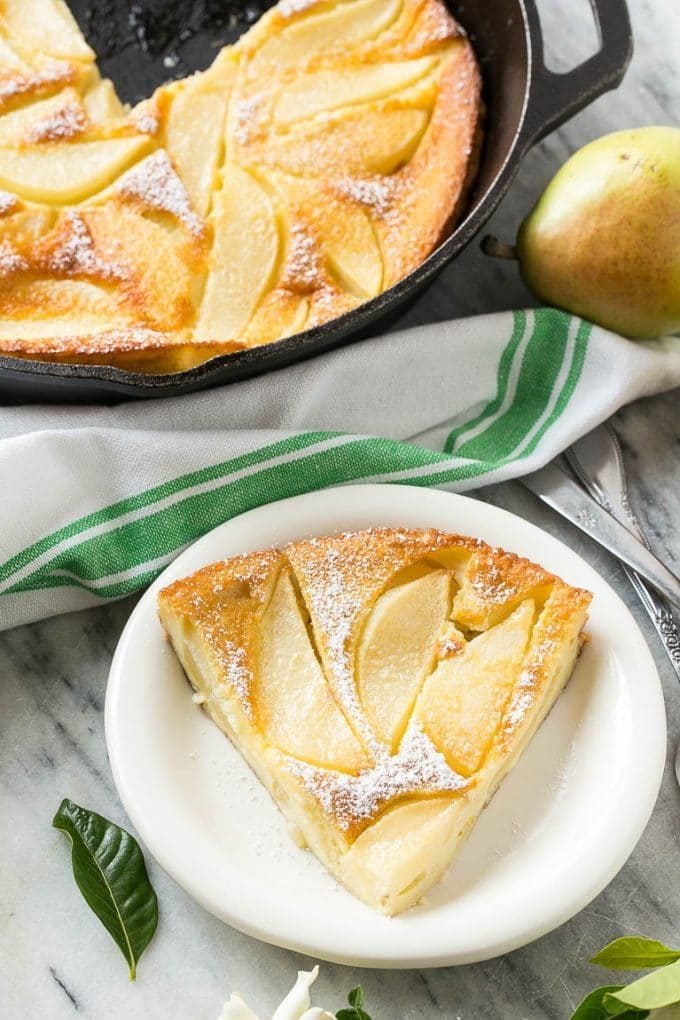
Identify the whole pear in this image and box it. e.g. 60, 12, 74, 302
517, 127, 680, 338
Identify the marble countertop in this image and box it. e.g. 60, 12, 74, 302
2, 0, 679, 1017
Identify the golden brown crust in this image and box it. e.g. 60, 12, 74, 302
0, 0, 483, 373
159, 550, 284, 716
0, 61, 82, 113
0, 328, 245, 372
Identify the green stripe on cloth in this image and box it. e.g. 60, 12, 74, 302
444, 309, 590, 461
0, 313, 592, 602
444, 309, 527, 452
509, 316, 591, 460
3, 436, 462, 597
451, 309, 573, 460
0, 431, 338, 584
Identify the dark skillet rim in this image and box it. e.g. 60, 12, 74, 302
2, 0, 630, 398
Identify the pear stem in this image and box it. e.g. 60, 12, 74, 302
481, 235, 518, 260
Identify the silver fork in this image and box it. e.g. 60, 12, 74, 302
565, 425, 680, 783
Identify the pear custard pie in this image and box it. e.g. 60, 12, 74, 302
158, 527, 592, 915
0, 0, 482, 373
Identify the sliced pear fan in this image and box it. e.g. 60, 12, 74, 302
0, 0, 483, 371
158, 528, 591, 915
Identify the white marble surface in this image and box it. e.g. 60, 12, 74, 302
2, 0, 680, 1017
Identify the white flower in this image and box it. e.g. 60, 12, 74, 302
220, 966, 336, 1020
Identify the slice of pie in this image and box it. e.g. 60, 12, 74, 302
0, 0, 482, 372
158, 527, 591, 915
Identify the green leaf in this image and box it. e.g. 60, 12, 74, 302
568, 986, 648, 1020
591, 937, 680, 971
349, 987, 364, 1008
53, 799, 158, 980
337, 986, 373, 1020
604, 959, 680, 1012
602, 998, 648, 1018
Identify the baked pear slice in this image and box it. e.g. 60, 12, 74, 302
159, 528, 591, 915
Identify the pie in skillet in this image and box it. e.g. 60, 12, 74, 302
158, 527, 591, 914
0, 0, 483, 373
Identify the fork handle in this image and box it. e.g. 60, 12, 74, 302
624, 563, 680, 680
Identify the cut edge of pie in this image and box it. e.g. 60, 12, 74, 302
157, 527, 592, 915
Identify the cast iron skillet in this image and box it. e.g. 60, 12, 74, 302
0, 0, 632, 402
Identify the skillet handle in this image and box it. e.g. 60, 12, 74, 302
522, 0, 633, 147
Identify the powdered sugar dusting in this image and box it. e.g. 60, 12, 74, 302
278, 0, 322, 19
130, 100, 160, 135
471, 560, 518, 604
295, 541, 372, 745
281, 222, 324, 291
73, 327, 167, 351
502, 636, 558, 734
292, 529, 451, 750
0, 240, 27, 275
46, 212, 126, 279
116, 150, 204, 236
2, 327, 171, 356
26, 102, 87, 143
0, 60, 75, 106
288, 725, 468, 830
334, 175, 398, 219
0, 191, 18, 216
215, 639, 254, 718
231, 94, 265, 146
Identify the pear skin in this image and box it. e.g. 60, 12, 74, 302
517, 127, 680, 338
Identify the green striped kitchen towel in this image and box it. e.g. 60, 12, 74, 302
1, 308, 679, 631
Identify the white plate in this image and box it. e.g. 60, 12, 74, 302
105, 484, 666, 968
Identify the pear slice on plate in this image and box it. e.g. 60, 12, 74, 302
414, 599, 536, 775
357, 570, 452, 750
257, 570, 369, 771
